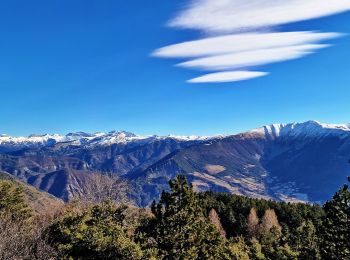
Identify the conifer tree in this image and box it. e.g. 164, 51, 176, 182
228, 236, 250, 260
46, 201, 143, 260
321, 180, 350, 259
259, 209, 282, 235
0, 180, 32, 220
142, 175, 230, 259
248, 238, 266, 260
209, 208, 226, 238
295, 220, 321, 260
247, 208, 260, 237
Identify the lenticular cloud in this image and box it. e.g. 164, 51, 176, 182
170, 0, 350, 33
188, 71, 268, 83
177, 44, 330, 71
153, 32, 340, 58
153, 0, 349, 83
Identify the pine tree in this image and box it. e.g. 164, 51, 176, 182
295, 220, 321, 260
228, 236, 250, 260
141, 175, 230, 259
248, 238, 266, 260
0, 180, 32, 220
321, 181, 350, 259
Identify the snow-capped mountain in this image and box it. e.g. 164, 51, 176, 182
2, 120, 349, 149
0, 130, 211, 151
251, 120, 350, 140
1, 120, 349, 206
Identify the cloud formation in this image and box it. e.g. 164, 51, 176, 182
153, 32, 340, 58
154, 0, 349, 83
170, 0, 350, 33
188, 71, 268, 83
177, 44, 330, 71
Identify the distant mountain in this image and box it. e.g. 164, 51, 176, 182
0, 131, 210, 151
1, 121, 349, 206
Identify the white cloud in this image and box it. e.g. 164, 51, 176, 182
188, 71, 268, 83
170, 0, 350, 33
153, 31, 340, 58
153, 0, 349, 83
177, 44, 329, 71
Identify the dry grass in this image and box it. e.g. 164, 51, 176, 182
204, 164, 226, 174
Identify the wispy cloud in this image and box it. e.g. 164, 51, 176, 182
153, 32, 341, 58
177, 44, 330, 71
154, 0, 349, 83
188, 71, 268, 83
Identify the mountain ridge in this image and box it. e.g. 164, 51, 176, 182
1, 120, 349, 206
2, 120, 350, 146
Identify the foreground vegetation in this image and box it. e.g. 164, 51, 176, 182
0, 174, 349, 259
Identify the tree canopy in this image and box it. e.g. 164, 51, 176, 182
321, 181, 350, 259
138, 175, 231, 259
1, 175, 349, 259
0, 179, 32, 220
46, 201, 143, 260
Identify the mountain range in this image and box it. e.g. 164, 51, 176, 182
1, 120, 349, 206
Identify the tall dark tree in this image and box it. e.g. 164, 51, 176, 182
139, 175, 230, 259
321, 180, 350, 259
295, 220, 320, 260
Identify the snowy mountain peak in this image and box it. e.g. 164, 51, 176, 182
0, 130, 210, 151
251, 120, 350, 139
0, 133, 65, 145
107, 131, 137, 138
1, 121, 350, 150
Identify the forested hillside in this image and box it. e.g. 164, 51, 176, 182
0, 174, 349, 259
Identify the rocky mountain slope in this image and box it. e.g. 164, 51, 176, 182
1, 121, 349, 206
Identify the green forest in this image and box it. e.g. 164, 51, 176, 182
0, 175, 349, 260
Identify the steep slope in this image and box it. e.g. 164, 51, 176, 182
27, 169, 91, 201
129, 132, 269, 206
130, 121, 350, 206
0, 135, 206, 201
0, 171, 63, 213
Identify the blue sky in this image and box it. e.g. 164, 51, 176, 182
1, 0, 350, 136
